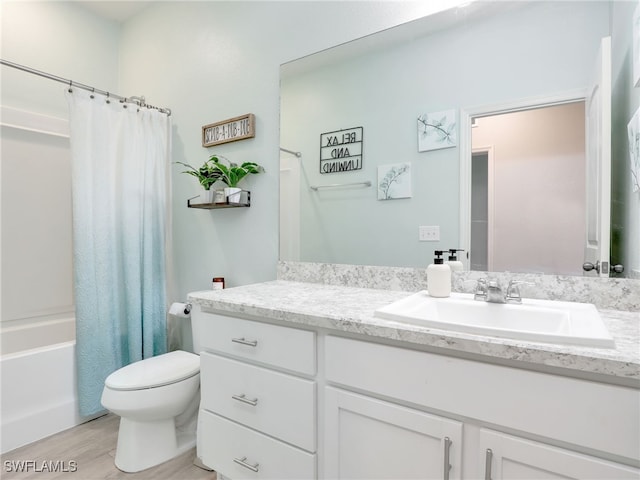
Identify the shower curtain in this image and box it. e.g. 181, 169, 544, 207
66, 89, 171, 416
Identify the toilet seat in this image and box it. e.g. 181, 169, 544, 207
105, 351, 199, 391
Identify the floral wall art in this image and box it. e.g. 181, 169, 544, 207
629, 106, 640, 193
377, 162, 411, 200
417, 109, 457, 152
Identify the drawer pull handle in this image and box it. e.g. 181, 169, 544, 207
231, 337, 258, 347
232, 393, 259, 406
443, 436, 452, 480
484, 448, 493, 480
234, 456, 259, 473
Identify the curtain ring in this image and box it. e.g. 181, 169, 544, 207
106, 92, 110, 104
90, 87, 95, 99
68, 80, 72, 93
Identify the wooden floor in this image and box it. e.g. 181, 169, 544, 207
1, 414, 217, 479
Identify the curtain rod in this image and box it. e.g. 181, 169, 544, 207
280, 147, 302, 157
0, 59, 171, 116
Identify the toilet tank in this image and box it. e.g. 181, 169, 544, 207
168, 303, 198, 354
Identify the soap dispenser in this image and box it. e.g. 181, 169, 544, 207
446, 249, 465, 272
427, 250, 451, 298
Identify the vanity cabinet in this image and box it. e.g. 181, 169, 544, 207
196, 311, 317, 479
194, 308, 639, 479
325, 335, 640, 479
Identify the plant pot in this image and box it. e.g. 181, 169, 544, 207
224, 187, 243, 204
200, 189, 215, 204
214, 189, 227, 204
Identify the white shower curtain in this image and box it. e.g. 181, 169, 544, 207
66, 89, 171, 416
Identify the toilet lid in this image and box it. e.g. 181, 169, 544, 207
105, 351, 200, 391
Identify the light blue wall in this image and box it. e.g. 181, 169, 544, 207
282, 1, 610, 267
116, 1, 457, 298
0, 1, 120, 117
611, 1, 640, 278
0, 0, 469, 302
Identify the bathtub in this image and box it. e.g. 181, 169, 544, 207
0, 331, 97, 454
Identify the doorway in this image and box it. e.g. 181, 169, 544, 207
467, 101, 587, 275
470, 149, 490, 271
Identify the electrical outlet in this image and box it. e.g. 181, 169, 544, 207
419, 225, 440, 241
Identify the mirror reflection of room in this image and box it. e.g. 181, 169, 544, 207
470, 102, 586, 275
280, 0, 636, 278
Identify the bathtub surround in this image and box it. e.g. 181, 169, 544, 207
1, 18, 120, 452
1, 343, 78, 454
66, 89, 171, 416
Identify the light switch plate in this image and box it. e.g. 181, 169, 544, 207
419, 225, 440, 241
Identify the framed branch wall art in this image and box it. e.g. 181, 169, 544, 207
377, 162, 412, 200
417, 109, 457, 152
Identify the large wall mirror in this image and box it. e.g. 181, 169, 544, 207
280, 1, 632, 277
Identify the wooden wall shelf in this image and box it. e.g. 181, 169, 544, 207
187, 191, 251, 209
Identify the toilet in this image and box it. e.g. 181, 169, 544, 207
101, 312, 202, 473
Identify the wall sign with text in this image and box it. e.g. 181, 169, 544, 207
202, 113, 255, 147
319, 127, 363, 174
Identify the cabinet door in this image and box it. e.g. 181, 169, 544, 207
324, 387, 462, 480
479, 429, 640, 480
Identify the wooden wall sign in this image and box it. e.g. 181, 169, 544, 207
202, 113, 255, 147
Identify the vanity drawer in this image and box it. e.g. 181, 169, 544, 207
196, 312, 316, 375
325, 335, 640, 462
199, 410, 316, 480
200, 352, 316, 452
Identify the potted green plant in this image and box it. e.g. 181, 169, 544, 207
206, 155, 265, 203
175, 158, 223, 203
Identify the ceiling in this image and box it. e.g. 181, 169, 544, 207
76, 1, 155, 22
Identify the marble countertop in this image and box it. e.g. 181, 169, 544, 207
188, 280, 640, 384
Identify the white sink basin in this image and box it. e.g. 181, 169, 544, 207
374, 291, 615, 348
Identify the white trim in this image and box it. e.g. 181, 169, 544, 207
0, 105, 69, 138
459, 89, 588, 270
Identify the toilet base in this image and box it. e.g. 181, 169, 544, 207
114, 417, 196, 473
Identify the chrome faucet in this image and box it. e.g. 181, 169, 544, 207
473, 278, 533, 304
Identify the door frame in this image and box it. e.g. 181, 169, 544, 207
584, 35, 612, 277
458, 89, 587, 270
279, 153, 301, 261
